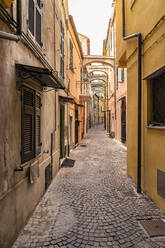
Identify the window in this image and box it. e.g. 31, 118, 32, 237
80, 68, 83, 94
69, 39, 73, 69
28, 0, 42, 45
21, 87, 41, 163
60, 21, 65, 79
121, 68, 125, 81
116, 67, 118, 89
149, 73, 165, 126
110, 31, 113, 52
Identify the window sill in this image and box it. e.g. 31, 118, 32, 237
147, 125, 165, 130
21, 154, 42, 168
26, 31, 43, 52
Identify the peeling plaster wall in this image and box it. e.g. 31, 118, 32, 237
0, 0, 67, 246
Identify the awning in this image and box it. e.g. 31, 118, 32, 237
16, 64, 65, 89
59, 96, 75, 104
76, 103, 84, 108
79, 95, 91, 102
143, 66, 165, 80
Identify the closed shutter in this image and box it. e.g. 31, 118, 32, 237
22, 87, 35, 163
28, 0, 34, 36
121, 68, 125, 81
35, 94, 41, 155
60, 22, 65, 79
36, 7, 41, 45
70, 40, 73, 68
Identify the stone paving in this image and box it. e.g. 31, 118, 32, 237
13, 125, 165, 248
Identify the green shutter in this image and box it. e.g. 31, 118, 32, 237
121, 68, 125, 81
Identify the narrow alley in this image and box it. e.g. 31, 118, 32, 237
13, 125, 165, 248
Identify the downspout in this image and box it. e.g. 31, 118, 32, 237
122, 0, 142, 193
0, 0, 21, 41
0, 30, 20, 41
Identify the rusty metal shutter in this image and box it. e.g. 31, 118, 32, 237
28, 0, 34, 36
35, 94, 41, 155
22, 87, 35, 163
36, 7, 41, 45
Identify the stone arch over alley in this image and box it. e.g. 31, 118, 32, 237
83, 55, 114, 68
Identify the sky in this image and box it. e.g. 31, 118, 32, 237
68, 0, 113, 55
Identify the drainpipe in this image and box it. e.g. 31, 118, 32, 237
122, 0, 142, 193
0, 0, 21, 41
0, 30, 20, 41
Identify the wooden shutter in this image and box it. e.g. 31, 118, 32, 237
28, 0, 34, 36
22, 87, 35, 163
36, 7, 41, 45
70, 39, 73, 68
60, 22, 65, 79
35, 94, 41, 155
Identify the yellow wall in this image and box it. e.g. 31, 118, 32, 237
68, 17, 85, 144
116, 0, 165, 212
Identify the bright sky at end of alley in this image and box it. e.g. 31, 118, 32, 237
68, 0, 113, 56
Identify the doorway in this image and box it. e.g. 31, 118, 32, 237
108, 111, 111, 133
70, 116, 73, 146
60, 104, 65, 158
75, 109, 79, 144
121, 97, 126, 143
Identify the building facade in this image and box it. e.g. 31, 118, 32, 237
104, 2, 127, 143
0, 0, 91, 247
68, 15, 85, 147
116, 0, 165, 212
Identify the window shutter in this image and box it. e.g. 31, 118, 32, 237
36, 8, 42, 45
121, 68, 125, 81
22, 87, 35, 163
60, 22, 65, 79
28, 0, 34, 36
35, 94, 41, 155
116, 67, 118, 88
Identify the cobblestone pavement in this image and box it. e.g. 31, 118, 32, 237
13, 125, 165, 248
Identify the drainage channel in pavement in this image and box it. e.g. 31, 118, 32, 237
139, 218, 165, 247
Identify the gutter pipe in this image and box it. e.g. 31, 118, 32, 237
0, 0, 22, 41
122, 0, 142, 193
0, 30, 20, 41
